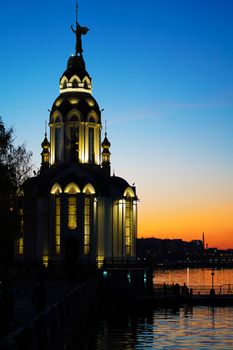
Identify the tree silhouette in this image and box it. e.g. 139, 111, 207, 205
0, 117, 33, 263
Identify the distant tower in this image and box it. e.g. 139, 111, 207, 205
202, 232, 205, 250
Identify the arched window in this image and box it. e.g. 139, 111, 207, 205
64, 183, 80, 230
51, 184, 62, 255
125, 197, 133, 256
88, 127, 94, 163
55, 194, 61, 254
124, 187, 135, 257
68, 197, 77, 229
84, 195, 91, 255
83, 185, 95, 255
55, 123, 62, 162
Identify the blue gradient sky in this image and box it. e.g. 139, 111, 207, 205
0, 0, 232, 248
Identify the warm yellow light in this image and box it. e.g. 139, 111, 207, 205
69, 97, 80, 105
55, 98, 63, 107
55, 245, 60, 255
86, 98, 95, 107
83, 183, 96, 195
68, 197, 77, 229
51, 183, 62, 194
97, 256, 105, 269
124, 187, 135, 198
125, 198, 132, 256
64, 182, 80, 194
18, 237, 24, 255
42, 255, 49, 268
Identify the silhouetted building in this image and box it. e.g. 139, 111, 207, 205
188, 240, 204, 255
16, 10, 137, 267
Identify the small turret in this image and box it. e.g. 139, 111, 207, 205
41, 132, 50, 169
101, 132, 111, 166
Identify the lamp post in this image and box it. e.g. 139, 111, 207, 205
210, 268, 215, 296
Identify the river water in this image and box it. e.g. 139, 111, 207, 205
89, 268, 233, 349
153, 267, 233, 288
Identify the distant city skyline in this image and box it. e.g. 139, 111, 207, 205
0, 0, 232, 249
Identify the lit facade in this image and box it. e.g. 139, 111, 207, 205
17, 14, 137, 267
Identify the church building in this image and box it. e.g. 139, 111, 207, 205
16, 10, 137, 268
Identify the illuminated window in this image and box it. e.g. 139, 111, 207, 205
125, 198, 132, 256
84, 196, 91, 255
55, 196, 61, 255
44, 154, 49, 163
51, 184, 62, 256
55, 127, 62, 162
17, 237, 24, 255
42, 255, 49, 268
83, 186, 94, 256
88, 127, 94, 163
64, 183, 79, 230
68, 196, 77, 229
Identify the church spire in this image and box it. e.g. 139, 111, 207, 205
71, 1, 89, 56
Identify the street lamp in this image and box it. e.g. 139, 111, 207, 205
210, 268, 215, 296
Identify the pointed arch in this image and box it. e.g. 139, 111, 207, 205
70, 75, 81, 83
124, 186, 135, 198
55, 116, 62, 123
51, 111, 63, 124
82, 76, 91, 85
51, 183, 62, 195
87, 111, 99, 123
64, 182, 80, 194
67, 109, 81, 122
60, 76, 68, 85
83, 183, 96, 195
60, 76, 68, 89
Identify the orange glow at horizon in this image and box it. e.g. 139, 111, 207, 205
138, 200, 233, 250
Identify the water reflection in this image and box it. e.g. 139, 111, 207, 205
90, 306, 233, 349
154, 268, 233, 287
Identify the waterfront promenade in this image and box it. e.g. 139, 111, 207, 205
1, 267, 233, 349
0, 268, 98, 350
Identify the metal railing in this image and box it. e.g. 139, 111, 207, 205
153, 283, 233, 296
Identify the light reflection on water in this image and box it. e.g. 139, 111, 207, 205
154, 268, 233, 287
90, 306, 233, 349
90, 269, 233, 349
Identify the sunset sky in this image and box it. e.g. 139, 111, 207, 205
0, 0, 232, 249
